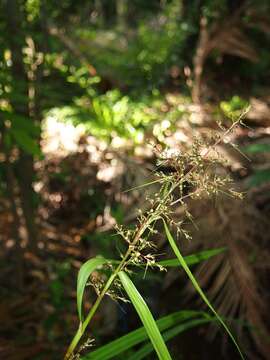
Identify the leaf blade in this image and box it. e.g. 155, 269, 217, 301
118, 271, 172, 360
244, 143, 270, 154
77, 257, 108, 322
82, 310, 205, 360
128, 317, 215, 360
158, 247, 226, 267
82, 310, 204, 360
163, 221, 244, 360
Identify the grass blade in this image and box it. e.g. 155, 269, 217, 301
77, 257, 108, 322
118, 271, 172, 360
158, 247, 226, 267
123, 178, 163, 193
163, 221, 244, 360
82, 310, 205, 360
108, 248, 226, 268
243, 143, 270, 154
128, 317, 215, 360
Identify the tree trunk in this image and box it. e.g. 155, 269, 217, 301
5, 0, 38, 251
192, 17, 210, 104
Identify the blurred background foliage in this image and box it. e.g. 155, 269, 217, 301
0, 0, 270, 359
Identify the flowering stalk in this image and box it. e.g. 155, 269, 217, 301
65, 117, 245, 359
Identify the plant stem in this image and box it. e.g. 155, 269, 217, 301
65, 273, 117, 359
65, 117, 243, 359
65, 221, 150, 359
65, 148, 216, 358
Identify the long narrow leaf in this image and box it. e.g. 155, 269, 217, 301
244, 143, 270, 154
128, 317, 215, 360
82, 310, 205, 360
108, 248, 226, 268
158, 247, 226, 267
163, 221, 244, 360
118, 271, 172, 360
77, 257, 108, 321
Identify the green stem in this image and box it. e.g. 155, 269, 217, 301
64, 222, 149, 359
65, 169, 205, 359
65, 119, 241, 359
65, 273, 116, 359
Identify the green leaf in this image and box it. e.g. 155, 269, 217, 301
92, 99, 103, 123
163, 221, 244, 360
11, 114, 40, 137
244, 143, 270, 154
248, 169, 270, 187
108, 248, 226, 269
128, 317, 215, 360
158, 247, 226, 267
118, 271, 172, 360
10, 128, 41, 156
0, 110, 41, 137
77, 257, 108, 322
3, 132, 12, 150
82, 310, 204, 360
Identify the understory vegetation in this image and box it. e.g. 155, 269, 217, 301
0, 1, 270, 359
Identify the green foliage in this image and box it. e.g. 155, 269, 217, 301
9, 123, 41, 156
127, 317, 213, 360
1, 1, 269, 358
127, 1, 189, 89
118, 271, 172, 360
25, 0, 40, 22
67, 65, 100, 96
163, 221, 244, 359
158, 247, 226, 267
244, 143, 270, 154
248, 169, 270, 187
0, 110, 41, 156
71, 248, 228, 360
65, 121, 245, 359
72, 246, 232, 359
220, 96, 249, 121
46, 90, 159, 143
82, 310, 213, 360
77, 257, 108, 322
75, 0, 191, 91
45, 88, 187, 146
89, 90, 151, 142
49, 260, 71, 309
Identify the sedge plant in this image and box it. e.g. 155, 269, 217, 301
65, 115, 247, 360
